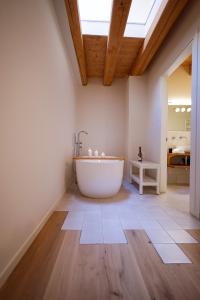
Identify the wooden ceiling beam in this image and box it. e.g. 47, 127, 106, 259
131, 0, 189, 76
182, 63, 192, 75
103, 0, 132, 85
65, 0, 87, 85
83, 35, 144, 78
181, 55, 192, 75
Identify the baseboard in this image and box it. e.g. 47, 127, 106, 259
0, 194, 64, 288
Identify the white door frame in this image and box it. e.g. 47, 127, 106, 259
160, 29, 200, 218
190, 29, 200, 218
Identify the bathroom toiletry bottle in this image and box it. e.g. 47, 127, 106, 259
138, 146, 143, 162
94, 150, 99, 156
88, 148, 92, 156
101, 152, 105, 157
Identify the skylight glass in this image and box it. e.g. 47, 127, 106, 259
78, 0, 112, 22
124, 0, 162, 37
127, 0, 155, 24
78, 0, 163, 37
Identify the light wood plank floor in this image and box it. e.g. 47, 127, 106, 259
1, 211, 200, 300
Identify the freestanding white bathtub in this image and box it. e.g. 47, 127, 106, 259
75, 157, 124, 198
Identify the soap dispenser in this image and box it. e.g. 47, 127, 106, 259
88, 148, 92, 156
94, 150, 99, 156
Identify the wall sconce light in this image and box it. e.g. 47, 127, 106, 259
174, 107, 191, 112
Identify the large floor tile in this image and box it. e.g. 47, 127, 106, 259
145, 228, 175, 244
118, 210, 135, 219
102, 219, 127, 244
147, 208, 168, 219
101, 210, 119, 220
80, 227, 103, 244
174, 217, 200, 229
157, 218, 182, 230
61, 212, 84, 230
153, 243, 191, 264
140, 219, 163, 230
67, 211, 84, 218
103, 228, 127, 244
83, 211, 101, 222
165, 209, 189, 219
120, 218, 143, 230
167, 230, 198, 243
61, 217, 83, 230
102, 219, 122, 228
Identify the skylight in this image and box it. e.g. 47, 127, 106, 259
127, 0, 155, 24
78, 0, 112, 35
124, 0, 163, 37
78, 0, 163, 37
78, 0, 112, 22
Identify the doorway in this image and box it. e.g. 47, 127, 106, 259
166, 55, 192, 204
159, 30, 200, 219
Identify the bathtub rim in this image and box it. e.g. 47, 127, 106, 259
73, 156, 125, 161
75, 159, 124, 164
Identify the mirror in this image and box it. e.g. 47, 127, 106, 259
168, 105, 191, 131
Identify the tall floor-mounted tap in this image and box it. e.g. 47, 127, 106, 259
74, 130, 88, 156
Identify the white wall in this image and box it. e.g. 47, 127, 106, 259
76, 76, 148, 175
0, 0, 78, 285
126, 76, 148, 160
145, 0, 200, 194
76, 78, 126, 157
125, 76, 148, 178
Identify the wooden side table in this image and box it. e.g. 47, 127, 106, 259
130, 160, 160, 195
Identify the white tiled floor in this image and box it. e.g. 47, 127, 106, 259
80, 221, 103, 244
57, 182, 200, 263
167, 229, 198, 243
140, 219, 163, 230
173, 216, 200, 229
156, 218, 182, 230
102, 219, 127, 244
145, 228, 175, 244
120, 218, 143, 230
61, 211, 84, 230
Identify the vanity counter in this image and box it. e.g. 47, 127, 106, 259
167, 152, 190, 168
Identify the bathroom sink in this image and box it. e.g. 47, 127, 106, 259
172, 146, 190, 153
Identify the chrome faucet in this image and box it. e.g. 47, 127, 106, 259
74, 130, 88, 156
